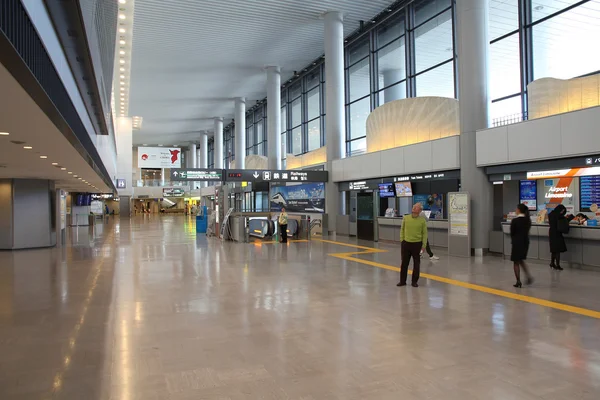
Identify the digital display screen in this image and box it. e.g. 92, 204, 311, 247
378, 183, 396, 198
519, 180, 537, 210
580, 175, 600, 211
394, 182, 413, 197
228, 173, 242, 178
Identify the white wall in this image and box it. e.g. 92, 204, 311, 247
116, 118, 133, 196
331, 136, 460, 182
476, 106, 600, 166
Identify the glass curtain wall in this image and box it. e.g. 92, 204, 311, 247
245, 103, 267, 157
223, 124, 234, 168
207, 139, 214, 168
344, 0, 457, 156
280, 64, 326, 158
489, 0, 600, 126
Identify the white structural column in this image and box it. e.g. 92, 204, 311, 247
200, 132, 208, 168
266, 66, 282, 170
382, 70, 405, 103
234, 97, 246, 169
190, 144, 197, 168
456, 0, 493, 254
324, 11, 345, 235
214, 117, 224, 168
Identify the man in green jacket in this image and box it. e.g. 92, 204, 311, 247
397, 203, 428, 287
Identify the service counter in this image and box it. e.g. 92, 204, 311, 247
501, 223, 600, 268
377, 217, 449, 248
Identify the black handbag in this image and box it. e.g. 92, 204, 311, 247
557, 218, 570, 234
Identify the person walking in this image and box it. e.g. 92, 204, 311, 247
511, 204, 533, 288
548, 204, 571, 270
397, 203, 428, 288
278, 207, 288, 243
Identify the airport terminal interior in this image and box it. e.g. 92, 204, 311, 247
1, 0, 600, 399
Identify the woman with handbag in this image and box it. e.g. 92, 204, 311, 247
547, 204, 573, 270
511, 204, 533, 288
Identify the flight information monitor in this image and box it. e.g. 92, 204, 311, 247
580, 175, 600, 211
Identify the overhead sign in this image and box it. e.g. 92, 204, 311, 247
170, 169, 223, 181
138, 147, 182, 168
349, 181, 369, 190
225, 169, 328, 183
527, 167, 600, 179
393, 170, 460, 182
116, 179, 126, 189
585, 156, 600, 166
163, 188, 185, 197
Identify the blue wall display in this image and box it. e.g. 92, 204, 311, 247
519, 180, 537, 210
270, 182, 325, 212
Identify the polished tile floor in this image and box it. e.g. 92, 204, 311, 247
1, 215, 600, 399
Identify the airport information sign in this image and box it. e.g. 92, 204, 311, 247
170, 169, 223, 181
225, 169, 328, 183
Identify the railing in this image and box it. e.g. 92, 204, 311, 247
491, 111, 529, 127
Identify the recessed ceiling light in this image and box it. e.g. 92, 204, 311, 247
120, 74, 125, 79
74, 175, 78, 178
40, 155, 48, 159
119, 28, 126, 33
120, 81, 125, 85
119, 14, 126, 20
52, 162, 58, 165
119, 59, 125, 64
61, 167, 66, 170
23, 146, 32, 149
119, 0, 126, 4
120, 67, 125, 72
119, 40, 126, 45
0, 132, 9, 136
68, 171, 73, 174
78, 177, 82, 180
120, 88, 125, 91
119, 50, 125, 55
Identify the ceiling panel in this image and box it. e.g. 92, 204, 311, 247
129, 0, 394, 146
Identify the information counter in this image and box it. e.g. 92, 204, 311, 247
501, 223, 600, 268
378, 217, 449, 248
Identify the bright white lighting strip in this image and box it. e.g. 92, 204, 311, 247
112, 0, 136, 119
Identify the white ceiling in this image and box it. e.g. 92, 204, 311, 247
0, 62, 112, 193
129, 0, 394, 146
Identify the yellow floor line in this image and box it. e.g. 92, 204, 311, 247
314, 239, 600, 320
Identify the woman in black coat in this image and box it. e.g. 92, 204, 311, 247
548, 204, 569, 270
511, 204, 533, 288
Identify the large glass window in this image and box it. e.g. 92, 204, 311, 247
532, 3, 600, 80
291, 97, 302, 128
489, 32, 521, 100
414, 0, 451, 26
348, 57, 370, 103
307, 119, 321, 152
489, 0, 519, 40
416, 60, 454, 98
414, 9, 453, 73
307, 87, 320, 120
348, 97, 370, 141
291, 126, 302, 155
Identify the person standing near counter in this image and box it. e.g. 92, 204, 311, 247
548, 204, 571, 271
397, 203, 428, 288
278, 207, 288, 244
511, 204, 533, 288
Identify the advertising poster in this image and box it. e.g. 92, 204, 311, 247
138, 147, 182, 168
413, 194, 444, 219
537, 177, 576, 214
519, 180, 537, 210
449, 192, 469, 236
270, 182, 325, 213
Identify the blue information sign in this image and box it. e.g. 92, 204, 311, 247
519, 180, 537, 210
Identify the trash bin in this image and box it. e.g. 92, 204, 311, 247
196, 206, 208, 233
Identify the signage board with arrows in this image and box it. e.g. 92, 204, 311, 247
225, 169, 328, 183
170, 169, 223, 181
